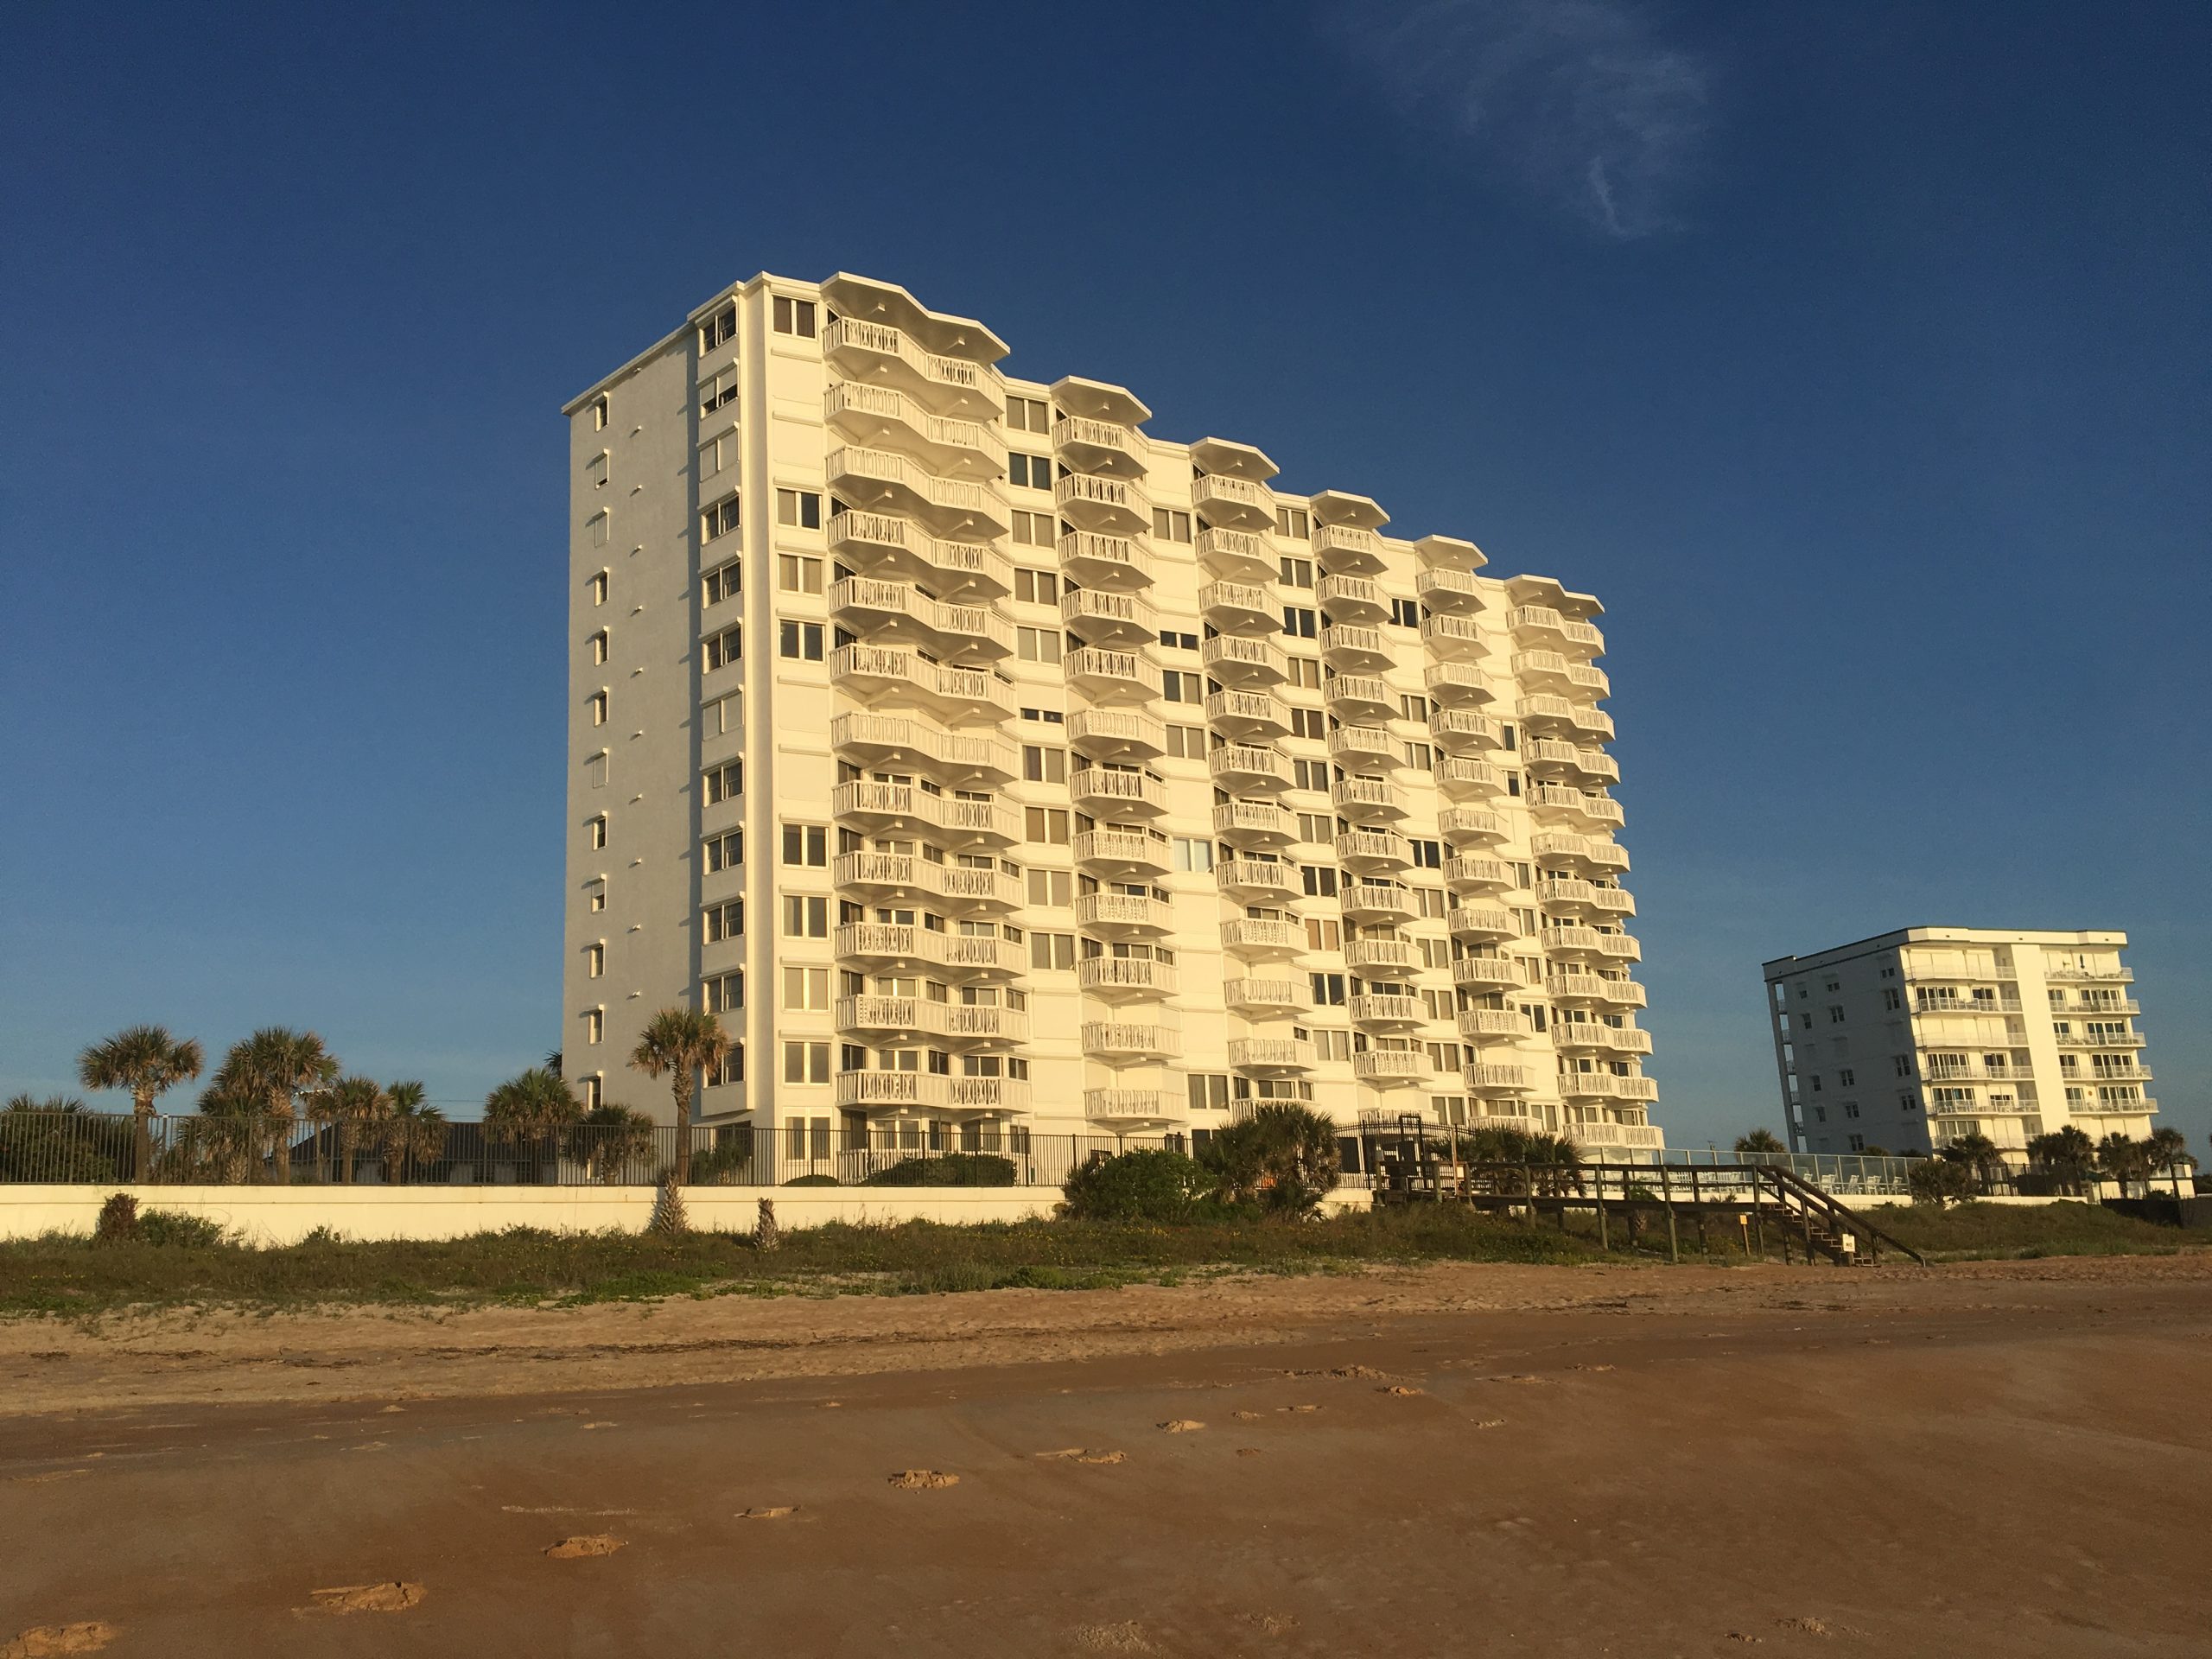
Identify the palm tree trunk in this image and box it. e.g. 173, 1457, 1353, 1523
674, 1080, 694, 1185
134, 1098, 153, 1185
341, 1125, 356, 1184
273, 1103, 293, 1184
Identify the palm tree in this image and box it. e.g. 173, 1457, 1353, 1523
484, 1066, 582, 1181
565, 1103, 658, 1184
1733, 1128, 1787, 1159
315, 1077, 391, 1183
1199, 1102, 1341, 1216
2094, 1133, 2152, 1197
190, 1086, 269, 1184
1939, 1130, 2005, 1192
2145, 1126, 2196, 1185
629, 1008, 731, 1186
380, 1083, 447, 1184
0, 1093, 125, 1183
2026, 1125, 2098, 1195
77, 1026, 203, 1182
212, 1028, 338, 1184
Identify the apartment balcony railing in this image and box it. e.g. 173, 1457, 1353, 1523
1213, 799, 1295, 847
1228, 1037, 1319, 1075
1451, 956, 1525, 990
1919, 1062, 2037, 1084
1437, 756, 1504, 798
1082, 1088, 1184, 1127
1080, 1017, 1182, 1062
1421, 613, 1487, 660
1345, 937, 1421, 974
1517, 694, 1614, 741
1224, 976, 1308, 1014
1058, 530, 1154, 590
1530, 831, 1630, 874
1572, 1122, 1664, 1151
1073, 892, 1174, 937
1325, 673, 1397, 724
1217, 857, 1300, 900
826, 446, 1006, 537
1424, 661, 1493, 706
833, 1071, 1033, 1114
1325, 723, 1400, 770
828, 509, 1014, 601
1198, 581, 1279, 635
1072, 829, 1172, 878
1064, 645, 1160, 704
1194, 526, 1275, 584
1513, 652, 1611, 699
1445, 855, 1513, 893
832, 922, 1026, 979
1052, 414, 1147, 478
1547, 974, 1647, 1008
1191, 472, 1276, 530
1069, 767, 1170, 817
1447, 906, 1517, 942
1332, 775, 1410, 823
1320, 623, 1394, 675
1219, 918, 1306, 960
830, 711, 1021, 784
834, 995, 1030, 1047
1439, 806, 1509, 844
1352, 1050, 1430, 1085
2055, 998, 2141, 1016
1336, 830, 1413, 872
1912, 995, 2023, 1015
1538, 876, 1634, 916
829, 779, 1023, 846
831, 852, 1023, 913
1509, 605, 1605, 657
1457, 1007, 1531, 1042
1313, 524, 1388, 575
1340, 883, 1419, 922
1075, 956, 1179, 1001
1314, 572, 1389, 624
2043, 964, 2133, 982
828, 644, 1015, 724
1350, 992, 1426, 1031
1068, 707, 1167, 761
1554, 1023, 1653, 1055
1059, 586, 1159, 649
1055, 472, 1151, 534
1414, 566, 1484, 612
1429, 709, 1501, 753
823, 316, 1005, 417
827, 575, 1014, 662
2054, 1031, 2146, 1048
1205, 689, 1292, 741
1523, 739, 1619, 785
1558, 1072, 1661, 1103
1464, 1064, 1535, 1095
823, 380, 1006, 477
1208, 744, 1294, 792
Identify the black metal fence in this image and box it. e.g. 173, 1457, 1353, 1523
0, 1111, 1172, 1190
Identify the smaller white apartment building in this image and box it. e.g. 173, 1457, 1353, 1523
1761, 927, 2156, 1158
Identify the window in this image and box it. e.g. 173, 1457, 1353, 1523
703, 970, 744, 1014
782, 823, 829, 867
782, 1039, 832, 1083
1291, 760, 1330, 791
589, 570, 609, 607
1016, 626, 1064, 664
703, 900, 744, 943
1029, 932, 1076, 969
1164, 724, 1205, 758
1150, 508, 1192, 543
699, 302, 736, 351
783, 895, 830, 938
1007, 395, 1050, 433
1158, 630, 1198, 652
1011, 510, 1055, 549
701, 493, 741, 542
593, 394, 610, 430
1161, 670, 1199, 702
586, 943, 605, 978
1403, 742, 1434, 769
699, 367, 739, 415
1304, 917, 1340, 951
1281, 607, 1317, 639
1847, 1134, 1866, 1152
1893, 1054, 1914, 1077
582, 1075, 604, 1108
1827, 1006, 1846, 1024
589, 628, 610, 665
703, 760, 744, 804
1024, 806, 1070, 844
1409, 839, 1443, 868
588, 690, 608, 726
588, 510, 610, 548
1309, 973, 1346, 1006
1173, 837, 1212, 871
1026, 869, 1072, 906
588, 815, 608, 850
1843, 1101, 1861, 1120
1898, 1090, 1919, 1113
586, 878, 607, 912
783, 967, 830, 1010
772, 296, 816, 337
1838, 1068, 1856, 1087
1187, 1073, 1231, 1112
1008, 453, 1052, 490
703, 830, 742, 872
1288, 708, 1326, 740
1279, 556, 1313, 588
586, 751, 608, 789
705, 624, 742, 671
1389, 597, 1420, 628
584, 1008, 603, 1046
1022, 745, 1066, 783
586, 451, 609, 491
1014, 568, 1059, 605
710, 1046, 745, 1088
1300, 866, 1338, 898
777, 554, 823, 594
1285, 657, 1321, 690
699, 560, 740, 607
775, 488, 822, 530
1295, 812, 1332, 844
779, 620, 825, 661
1276, 506, 1310, 539
702, 692, 741, 736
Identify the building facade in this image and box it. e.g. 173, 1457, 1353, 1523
562, 270, 1660, 1159
1762, 928, 2155, 1158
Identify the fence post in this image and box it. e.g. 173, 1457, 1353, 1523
1596, 1166, 1610, 1251
1661, 1166, 1679, 1263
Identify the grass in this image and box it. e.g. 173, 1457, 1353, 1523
1864, 1200, 2212, 1261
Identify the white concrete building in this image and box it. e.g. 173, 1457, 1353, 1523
1762, 928, 2156, 1158
560, 270, 1660, 1159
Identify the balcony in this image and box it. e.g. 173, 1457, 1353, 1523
833, 922, 1025, 979
1200, 633, 1288, 687
2054, 1030, 2146, 1048
1192, 472, 1275, 531
834, 995, 1030, 1048
1084, 1087, 1185, 1128
1517, 695, 1614, 741
1530, 831, 1630, 874
1209, 744, 1294, 792
1225, 976, 1307, 1014
1217, 857, 1300, 900
1336, 829, 1413, 872
1560, 1072, 1660, 1104
1571, 1122, 1663, 1152
1325, 674, 1397, 724
2043, 963, 2133, 982
1547, 973, 1646, 1008
1448, 907, 1517, 944
1352, 1050, 1430, 1086
1065, 645, 1160, 704
1429, 709, 1502, 753
1074, 891, 1173, 937
1340, 882, 1418, 922
1052, 414, 1147, 479
1059, 586, 1159, 649
1345, 937, 1421, 975
1439, 806, 1509, 844
1437, 756, 1504, 798
1350, 992, 1426, 1031
1593, 931, 1641, 963
1313, 524, 1388, 576
1220, 918, 1305, 960
1073, 829, 1172, 878
1537, 876, 1635, 917
1214, 799, 1296, 847
1421, 613, 1487, 660
1445, 855, 1513, 893
2067, 1096, 2158, 1118
1055, 472, 1150, 535
1414, 567, 1485, 613
1464, 1064, 1535, 1095
1198, 581, 1279, 635
1075, 956, 1179, 1001
1452, 956, 1524, 990
1555, 1023, 1652, 1056
832, 852, 1022, 912
1068, 707, 1168, 761
1424, 661, 1493, 706
2056, 998, 2141, 1016
1540, 925, 1609, 959
830, 711, 1020, 783
1513, 652, 1611, 700
1069, 766, 1170, 817
1229, 1037, 1319, 1076
828, 509, 1013, 602
827, 576, 1014, 663
828, 645, 1015, 724
823, 381, 1006, 479
1524, 739, 1618, 785
1320, 623, 1394, 675
1315, 572, 1388, 624
1332, 775, 1409, 823
1510, 604, 1605, 657
1321, 724, 1396, 770
1081, 1017, 1182, 1062
1194, 526, 1275, 583
823, 316, 1005, 419
1457, 1007, 1530, 1043
1058, 531, 1154, 590
835, 1072, 1034, 1115
1205, 689, 1292, 741
830, 779, 1023, 846
825, 446, 1005, 538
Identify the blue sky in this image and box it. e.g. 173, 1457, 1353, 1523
3, 0, 2206, 1150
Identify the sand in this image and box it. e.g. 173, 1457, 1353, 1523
2, 1253, 2207, 1654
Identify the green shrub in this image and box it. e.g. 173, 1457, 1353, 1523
861, 1153, 1017, 1187
782, 1173, 839, 1187
93, 1192, 141, 1243
1061, 1148, 1206, 1222
1199, 1105, 1341, 1217
136, 1210, 229, 1248
1908, 1159, 1977, 1207
688, 1137, 758, 1186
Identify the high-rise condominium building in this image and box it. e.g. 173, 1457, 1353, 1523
1762, 928, 2156, 1158
561, 270, 1659, 1160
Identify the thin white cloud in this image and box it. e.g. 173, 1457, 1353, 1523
1334, 0, 1713, 238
